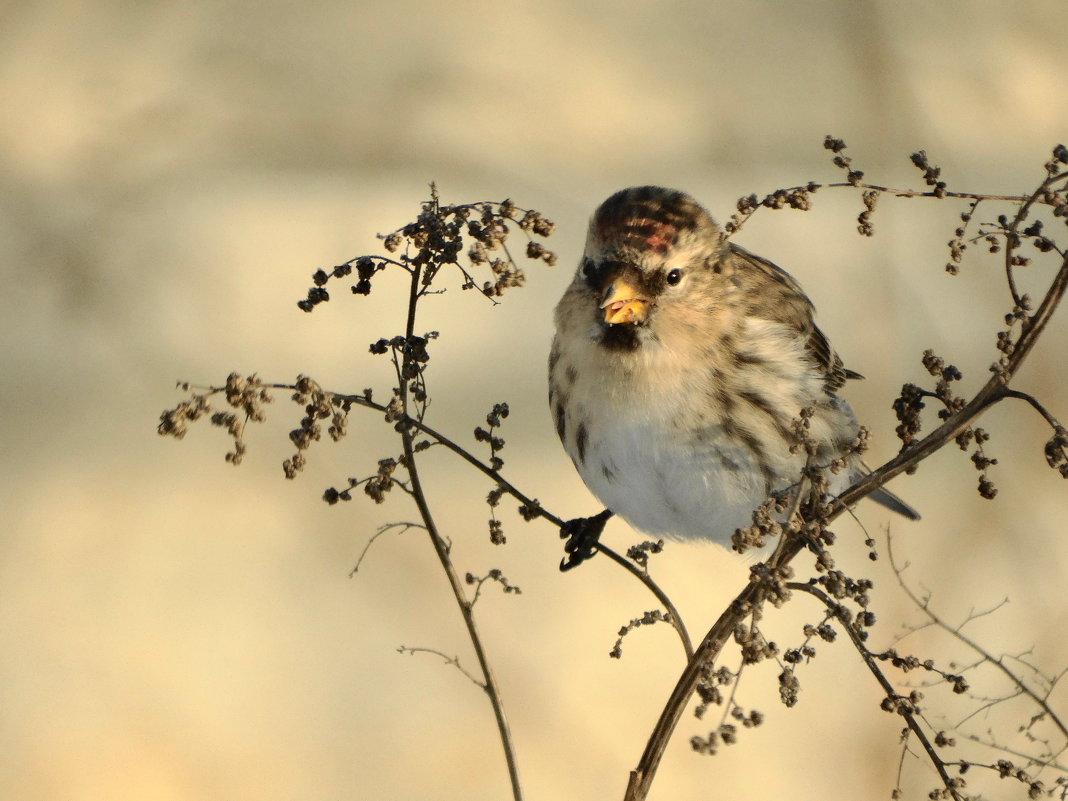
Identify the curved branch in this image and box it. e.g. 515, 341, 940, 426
788, 581, 964, 800
1002, 388, 1065, 431
1002, 170, 1068, 308
397, 645, 485, 688
397, 264, 524, 801
623, 231, 1068, 801
624, 579, 764, 801
726, 175, 1068, 238
834, 247, 1068, 515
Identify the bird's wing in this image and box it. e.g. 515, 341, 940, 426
726, 243, 856, 392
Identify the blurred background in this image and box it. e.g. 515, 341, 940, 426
2, 1, 1066, 799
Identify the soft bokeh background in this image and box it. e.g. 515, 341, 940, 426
2, 2, 1066, 799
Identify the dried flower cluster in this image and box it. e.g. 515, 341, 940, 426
892, 350, 1004, 498
158, 157, 1068, 801
610, 609, 672, 659
625, 538, 665, 569
157, 372, 274, 465
298, 186, 554, 312
824, 135, 865, 186
476, 402, 510, 543
466, 568, 522, 604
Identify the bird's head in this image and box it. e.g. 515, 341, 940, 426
567, 186, 730, 350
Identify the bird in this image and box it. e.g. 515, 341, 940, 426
548, 186, 917, 568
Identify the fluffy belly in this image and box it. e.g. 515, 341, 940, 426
571, 420, 796, 542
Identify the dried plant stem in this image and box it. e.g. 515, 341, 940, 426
429, 420, 693, 658
624, 580, 765, 801
403, 431, 524, 799
726, 175, 1067, 240
398, 266, 523, 801
1002, 174, 1066, 308
824, 181, 1039, 204
790, 581, 964, 799
623, 248, 1068, 801
887, 538, 1068, 743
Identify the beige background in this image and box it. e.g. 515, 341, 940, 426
2, 2, 1066, 799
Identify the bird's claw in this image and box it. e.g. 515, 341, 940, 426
559, 509, 613, 571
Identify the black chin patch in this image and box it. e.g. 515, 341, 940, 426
600, 323, 642, 351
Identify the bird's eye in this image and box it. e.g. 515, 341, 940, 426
580, 258, 594, 277
665, 268, 683, 286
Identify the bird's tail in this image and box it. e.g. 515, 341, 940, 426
868, 485, 921, 520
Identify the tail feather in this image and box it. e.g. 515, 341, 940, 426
868, 485, 921, 521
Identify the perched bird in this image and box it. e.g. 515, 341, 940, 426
549, 186, 916, 566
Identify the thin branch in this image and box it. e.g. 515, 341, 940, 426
397, 646, 485, 689
350, 521, 426, 576
1002, 389, 1065, 432
887, 537, 1068, 743
587, 547, 694, 660
398, 262, 524, 801
467, 570, 521, 607
788, 581, 965, 800
725, 176, 1068, 238
959, 731, 1068, 775
832, 248, 1068, 516
624, 578, 766, 801
1003, 170, 1068, 308
300, 386, 694, 660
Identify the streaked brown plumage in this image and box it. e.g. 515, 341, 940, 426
549, 186, 916, 547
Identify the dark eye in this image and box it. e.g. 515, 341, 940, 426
665, 268, 683, 286
580, 258, 594, 277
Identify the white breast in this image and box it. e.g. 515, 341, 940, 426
574, 415, 776, 541
552, 316, 856, 543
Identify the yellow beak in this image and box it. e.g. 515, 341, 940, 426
600, 276, 649, 325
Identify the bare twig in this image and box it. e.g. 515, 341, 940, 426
888, 537, 1068, 743
318, 386, 696, 659
397, 646, 485, 688
350, 521, 426, 576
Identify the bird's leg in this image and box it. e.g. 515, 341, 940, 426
559, 509, 614, 571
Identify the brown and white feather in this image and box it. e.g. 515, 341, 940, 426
549, 186, 916, 543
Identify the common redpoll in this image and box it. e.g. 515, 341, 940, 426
549, 186, 916, 566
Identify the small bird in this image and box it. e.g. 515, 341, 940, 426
549, 186, 916, 566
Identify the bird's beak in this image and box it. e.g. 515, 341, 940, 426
600, 276, 649, 325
